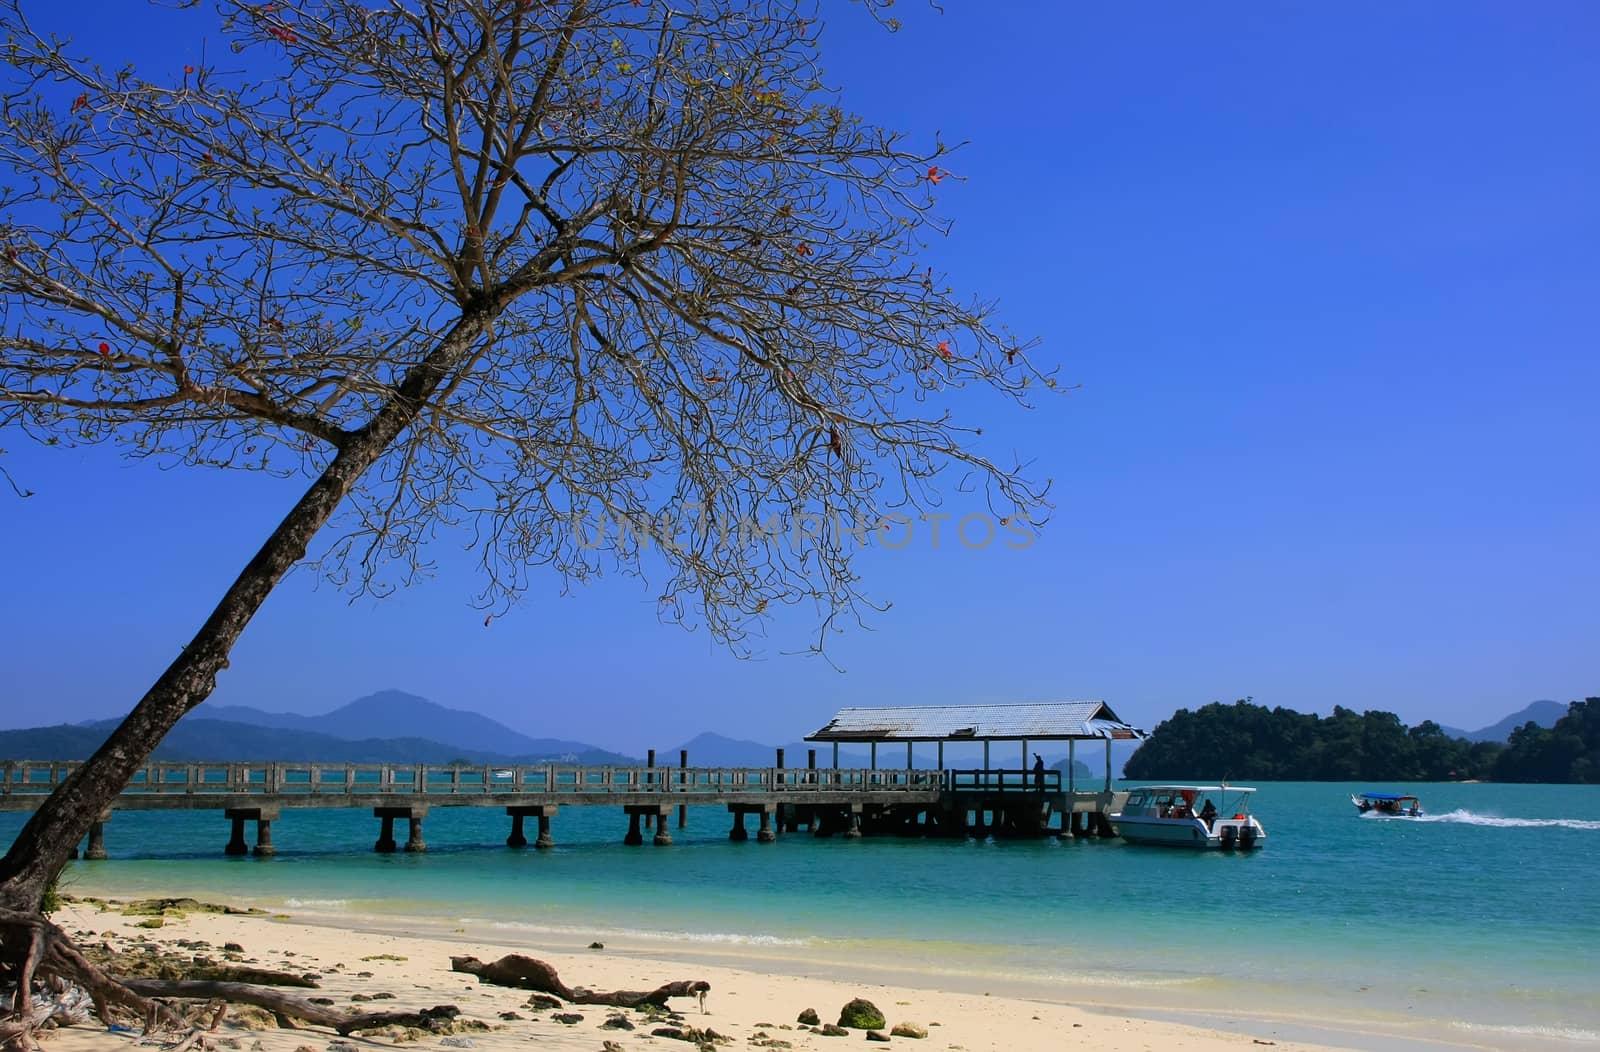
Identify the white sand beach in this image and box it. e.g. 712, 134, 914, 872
31, 898, 1429, 1052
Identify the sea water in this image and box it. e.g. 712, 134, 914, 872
4, 781, 1596, 1046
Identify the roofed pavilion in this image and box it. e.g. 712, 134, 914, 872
805, 700, 1146, 792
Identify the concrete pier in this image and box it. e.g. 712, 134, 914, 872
1, 758, 1128, 856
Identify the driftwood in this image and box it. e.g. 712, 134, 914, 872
450, 955, 710, 1009
120, 980, 460, 1036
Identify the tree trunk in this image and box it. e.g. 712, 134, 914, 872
0, 313, 488, 913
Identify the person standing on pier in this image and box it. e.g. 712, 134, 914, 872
1032, 753, 1045, 789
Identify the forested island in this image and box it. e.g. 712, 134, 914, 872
1124, 698, 1599, 783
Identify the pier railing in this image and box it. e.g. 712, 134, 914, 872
0, 761, 945, 798
944, 768, 1066, 793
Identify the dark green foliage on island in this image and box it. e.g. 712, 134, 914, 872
1123, 700, 1501, 781
1491, 699, 1600, 783
1126, 698, 1600, 783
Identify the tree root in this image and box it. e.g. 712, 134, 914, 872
2, 909, 458, 1050
120, 982, 461, 1036
2, 907, 183, 1051
449, 954, 710, 1010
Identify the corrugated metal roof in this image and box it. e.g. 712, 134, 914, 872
805, 701, 1146, 742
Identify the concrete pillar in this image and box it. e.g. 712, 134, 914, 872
843, 808, 863, 839
84, 818, 108, 860
624, 811, 643, 846
652, 807, 673, 846
405, 816, 426, 853
225, 816, 249, 857
375, 814, 398, 853
776, 748, 785, 769
757, 810, 776, 843
253, 817, 275, 857
729, 810, 748, 841
535, 813, 554, 849
507, 813, 528, 848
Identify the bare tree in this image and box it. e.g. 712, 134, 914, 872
0, 0, 1051, 1038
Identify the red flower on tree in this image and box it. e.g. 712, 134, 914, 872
926, 166, 946, 185
937, 340, 951, 359
97, 342, 110, 355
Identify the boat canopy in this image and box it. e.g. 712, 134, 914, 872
1357, 792, 1419, 801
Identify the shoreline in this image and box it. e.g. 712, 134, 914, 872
36, 892, 1537, 1052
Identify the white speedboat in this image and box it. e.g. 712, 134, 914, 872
1351, 792, 1422, 817
1112, 785, 1266, 850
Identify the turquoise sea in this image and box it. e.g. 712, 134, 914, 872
5, 781, 1597, 1048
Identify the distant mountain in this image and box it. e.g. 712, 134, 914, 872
199, 690, 606, 760
14, 713, 638, 767
663, 731, 778, 767
1440, 700, 1568, 743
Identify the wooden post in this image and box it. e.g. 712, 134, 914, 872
1105, 738, 1113, 792
776, 748, 785, 769
679, 749, 688, 829
983, 740, 990, 770
870, 742, 877, 770
906, 741, 913, 770
937, 741, 944, 770
1069, 740, 1076, 794
832, 742, 839, 768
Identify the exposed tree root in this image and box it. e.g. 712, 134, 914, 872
450, 954, 710, 1010
2, 907, 184, 1050
1, 909, 459, 1050
121, 981, 461, 1036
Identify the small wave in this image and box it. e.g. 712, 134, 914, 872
1037, 971, 1209, 989
478, 918, 808, 948
1417, 810, 1600, 831
283, 898, 350, 908
1451, 1021, 1600, 1043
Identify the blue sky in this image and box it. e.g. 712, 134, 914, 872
2, 1, 1596, 754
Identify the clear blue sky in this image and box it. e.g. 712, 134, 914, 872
2, 1, 1596, 753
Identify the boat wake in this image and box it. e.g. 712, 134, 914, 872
1416, 809, 1600, 831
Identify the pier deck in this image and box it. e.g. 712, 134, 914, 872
0, 759, 1123, 854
